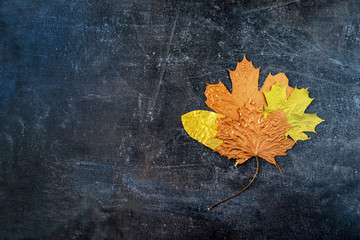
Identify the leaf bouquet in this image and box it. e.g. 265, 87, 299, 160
181, 57, 323, 210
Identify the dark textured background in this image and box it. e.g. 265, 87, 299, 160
1, 0, 359, 239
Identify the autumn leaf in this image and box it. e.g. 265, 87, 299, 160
263, 82, 324, 142
205, 56, 293, 121
215, 100, 295, 167
181, 57, 323, 210
181, 110, 224, 150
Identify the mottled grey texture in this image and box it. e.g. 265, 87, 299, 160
0, 0, 359, 239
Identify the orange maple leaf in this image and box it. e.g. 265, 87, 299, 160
205, 56, 294, 120
207, 99, 295, 210
215, 100, 295, 167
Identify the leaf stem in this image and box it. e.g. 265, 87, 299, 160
208, 156, 259, 211
275, 162, 283, 174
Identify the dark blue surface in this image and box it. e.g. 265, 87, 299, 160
1, 0, 359, 239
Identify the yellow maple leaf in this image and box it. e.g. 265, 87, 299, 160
263, 82, 324, 142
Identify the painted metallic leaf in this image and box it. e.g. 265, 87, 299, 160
204, 56, 293, 121
215, 100, 295, 166
264, 82, 324, 142
181, 110, 224, 150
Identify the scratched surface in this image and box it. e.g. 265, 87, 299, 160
1, 0, 360, 239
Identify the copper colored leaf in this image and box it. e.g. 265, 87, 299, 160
215, 100, 295, 166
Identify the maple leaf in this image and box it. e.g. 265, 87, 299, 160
205, 56, 293, 121
215, 100, 295, 166
263, 82, 324, 142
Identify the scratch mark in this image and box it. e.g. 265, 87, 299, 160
241, 0, 298, 14
153, 164, 201, 169
138, 94, 142, 110
267, 34, 297, 54
148, 10, 179, 118
276, 0, 299, 8
285, 70, 347, 88
130, 14, 149, 60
